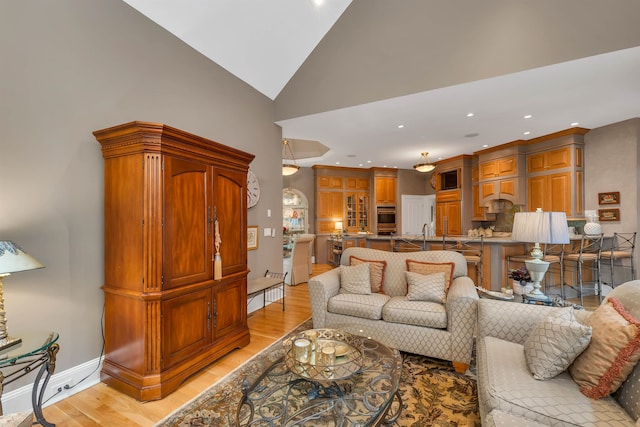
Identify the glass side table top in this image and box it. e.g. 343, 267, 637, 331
237, 331, 402, 426
0, 331, 59, 364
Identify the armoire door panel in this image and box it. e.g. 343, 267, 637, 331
162, 289, 212, 369
163, 157, 212, 289
214, 280, 245, 339
213, 168, 247, 276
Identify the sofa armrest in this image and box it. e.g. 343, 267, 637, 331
308, 267, 341, 328
477, 299, 574, 345
446, 276, 479, 364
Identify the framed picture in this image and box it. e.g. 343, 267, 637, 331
247, 226, 258, 250
598, 191, 620, 205
598, 208, 620, 222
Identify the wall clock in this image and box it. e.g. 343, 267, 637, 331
430, 172, 437, 190
247, 170, 260, 208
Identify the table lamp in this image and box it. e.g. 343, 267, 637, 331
334, 221, 343, 238
0, 241, 45, 350
511, 209, 569, 300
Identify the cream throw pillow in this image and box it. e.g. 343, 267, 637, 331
569, 297, 640, 399
339, 263, 372, 295
405, 271, 447, 304
524, 308, 592, 380
406, 260, 455, 293
349, 256, 387, 294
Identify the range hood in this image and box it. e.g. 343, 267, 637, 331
485, 200, 505, 214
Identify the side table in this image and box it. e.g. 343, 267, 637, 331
0, 331, 59, 427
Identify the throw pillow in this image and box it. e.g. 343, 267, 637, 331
339, 263, 372, 295
524, 310, 592, 380
406, 260, 455, 293
569, 297, 640, 399
349, 256, 387, 294
405, 271, 447, 303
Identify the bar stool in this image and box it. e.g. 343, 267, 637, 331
443, 234, 484, 287
507, 243, 564, 296
600, 232, 636, 289
562, 233, 604, 306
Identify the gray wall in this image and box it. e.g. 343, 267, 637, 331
276, 0, 640, 120
584, 118, 640, 277
0, 0, 283, 387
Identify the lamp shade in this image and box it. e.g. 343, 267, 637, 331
334, 221, 343, 231
511, 210, 570, 245
0, 241, 44, 274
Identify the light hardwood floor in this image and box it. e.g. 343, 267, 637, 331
43, 264, 332, 427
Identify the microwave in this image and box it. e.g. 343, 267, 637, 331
377, 207, 396, 235
440, 170, 458, 190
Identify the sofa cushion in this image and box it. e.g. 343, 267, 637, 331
406, 259, 455, 293
524, 309, 592, 380
350, 255, 387, 294
327, 293, 390, 320
339, 263, 372, 295
478, 336, 634, 426
484, 409, 551, 427
382, 296, 447, 328
405, 270, 446, 303
569, 297, 640, 399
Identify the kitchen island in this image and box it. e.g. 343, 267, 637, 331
321, 233, 525, 290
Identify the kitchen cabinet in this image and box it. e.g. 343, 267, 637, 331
345, 177, 369, 190
472, 184, 496, 221
527, 146, 571, 173
527, 172, 571, 214
318, 176, 343, 188
435, 200, 462, 236
479, 155, 517, 179
477, 150, 525, 207
374, 176, 396, 204
95, 121, 253, 401
346, 192, 369, 232
525, 137, 584, 217
317, 190, 345, 233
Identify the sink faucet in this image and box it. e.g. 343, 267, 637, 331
421, 223, 428, 236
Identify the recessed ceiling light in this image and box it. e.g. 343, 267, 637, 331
482, 144, 489, 148
524, 114, 532, 119
437, 157, 443, 160
367, 160, 371, 163
466, 113, 474, 117
464, 133, 479, 138
397, 124, 404, 129
312, 0, 324, 6
571, 122, 579, 126
524, 131, 531, 135
359, 163, 363, 167
335, 161, 340, 165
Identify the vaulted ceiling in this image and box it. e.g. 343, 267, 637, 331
123, 0, 640, 169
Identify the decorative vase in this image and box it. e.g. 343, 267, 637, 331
583, 221, 601, 235
512, 280, 534, 295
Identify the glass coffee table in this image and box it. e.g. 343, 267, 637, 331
236, 329, 402, 426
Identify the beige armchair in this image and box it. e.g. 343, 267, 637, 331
289, 234, 315, 285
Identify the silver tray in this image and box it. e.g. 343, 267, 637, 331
283, 328, 363, 382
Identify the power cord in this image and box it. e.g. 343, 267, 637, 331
43, 302, 106, 405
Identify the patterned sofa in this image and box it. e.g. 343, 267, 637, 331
308, 247, 479, 372
477, 281, 640, 426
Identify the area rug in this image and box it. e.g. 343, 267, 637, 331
157, 319, 480, 427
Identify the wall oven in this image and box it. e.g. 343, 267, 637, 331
377, 206, 396, 235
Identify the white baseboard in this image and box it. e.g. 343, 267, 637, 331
2, 356, 103, 414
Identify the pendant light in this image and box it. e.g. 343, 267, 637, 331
282, 139, 300, 176
413, 152, 436, 173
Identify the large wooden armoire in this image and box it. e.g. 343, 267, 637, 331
94, 121, 254, 401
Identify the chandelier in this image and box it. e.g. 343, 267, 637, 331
282, 139, 300, 176
413, 152, 436, 173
